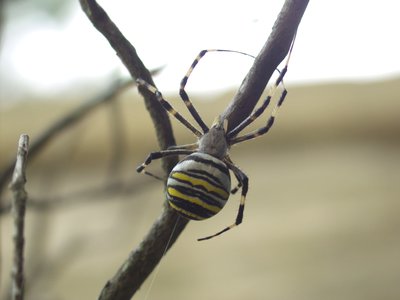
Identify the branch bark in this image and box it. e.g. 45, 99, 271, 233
10, 134, 30, 300
79, 1, 309, 300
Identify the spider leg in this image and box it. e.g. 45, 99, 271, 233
228, 33, 296, 144
167, 142, 198, 151
230, 182, 242, 195
180, 49, 255, 134
137, 149, 195, 180
224, 155, 242, 194
198, 161, 248, 241
227, 70, 287, 140
137, 79, 202, 137
229, 86, 287, 145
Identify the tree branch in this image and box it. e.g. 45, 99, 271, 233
0, 67, 163, 197
78, 1, 189, 300
79, 0, 177, 171
79, 1, 309, 300
0, 78, 133, 196
10, 134, 30, 300
222, 0, 309, 131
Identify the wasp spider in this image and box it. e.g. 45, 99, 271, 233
137, 40, 295, 241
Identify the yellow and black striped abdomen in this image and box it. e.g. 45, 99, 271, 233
167, 153, 231, 220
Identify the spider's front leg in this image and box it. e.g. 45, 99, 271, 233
137, 149, 195, 180
136, 78, 202, 138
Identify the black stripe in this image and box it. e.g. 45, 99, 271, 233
169, 175, 228, 202
169, 196, 216, 220
174, 169, 228, 192
278, 89, 287, 106
180, 76, 188, 87
181, 154, 230, 177
168, 184, 226, 208
275, 66, 287, 85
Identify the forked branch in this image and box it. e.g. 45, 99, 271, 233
79, 1, 309, 299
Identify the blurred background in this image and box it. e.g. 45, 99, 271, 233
1, 0, 399, 299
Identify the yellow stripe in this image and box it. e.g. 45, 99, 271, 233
171, 172, 229, 199
167, 187, 222, 214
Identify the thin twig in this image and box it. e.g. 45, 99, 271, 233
79, 1, 309, 300
0, 178, 154, 215
10, 134, 30, 300
0, 78, 134, 196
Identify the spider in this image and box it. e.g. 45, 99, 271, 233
136, 38, 295, 241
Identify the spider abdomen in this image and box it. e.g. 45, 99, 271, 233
167, 152, 231, 220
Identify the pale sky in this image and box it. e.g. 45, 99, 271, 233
1, 0, 400, 101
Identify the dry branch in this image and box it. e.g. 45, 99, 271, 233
10, 134, 30, 300
79, 0, 309, 299
0, 78, 133, 196
0, 177, 154, 215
